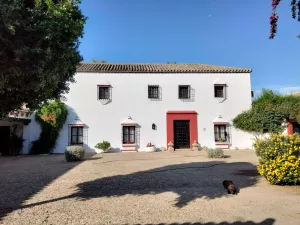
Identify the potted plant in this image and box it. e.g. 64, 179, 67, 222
219, 137, 226, 143
145, 142, 156, 152
95, 140, 111, 153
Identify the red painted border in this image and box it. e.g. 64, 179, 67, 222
215, 143, 229, 146
287, 119, 296, 135
122, 150, 137, 152
213, 122, 229, 125
167, 111, 197, 114
121, 123, 137, 126
166, 111, 198, 148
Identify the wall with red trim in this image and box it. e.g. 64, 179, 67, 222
166, 111, 198, 148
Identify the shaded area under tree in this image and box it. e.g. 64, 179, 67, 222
11, 161, 260, 212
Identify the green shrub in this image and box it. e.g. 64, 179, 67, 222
233, 89, 300, 133
65, 146, 85, 162
207, 148, 224, 158
202, 145, 208, 151
254, 133, 300, 185
30, 100, 68, 154
95, 141, 111, 153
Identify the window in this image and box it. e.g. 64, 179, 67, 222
214, 85, 225, 98
98, 86, 110, 100
71, 127, 83, 145
178, 85, 190, 99
148, 85, 159, 99
123, 126, 135, 144
214, 125, 229, 142
251, 91, 254, 98
293, 122, 300, 134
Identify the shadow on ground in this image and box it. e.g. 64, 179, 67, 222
17, 160, 260, 211
128, 218, 275, 225
0, 154, 96, 221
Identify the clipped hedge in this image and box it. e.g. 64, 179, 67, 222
207, 148, 224, 158
65, 145, 85, 162
254, 133, 300, 185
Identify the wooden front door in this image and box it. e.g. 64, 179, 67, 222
173, 120, 190, 149
0, 126, 10, 155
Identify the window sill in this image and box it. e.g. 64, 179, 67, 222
215, 142, 229, 145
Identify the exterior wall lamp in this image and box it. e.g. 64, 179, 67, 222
152, 123, 156, 130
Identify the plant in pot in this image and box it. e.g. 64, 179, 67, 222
219, 137, 226, 143
145, 142, 156, 152
95, 141, 111, 153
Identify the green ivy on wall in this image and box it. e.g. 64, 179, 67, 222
30, 100, 68, 154
233, 89, 300, 133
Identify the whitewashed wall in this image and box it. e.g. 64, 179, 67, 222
26, 72, 254, 153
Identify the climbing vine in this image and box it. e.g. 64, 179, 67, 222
30, 100, 68, 154
233, 89, 300, 133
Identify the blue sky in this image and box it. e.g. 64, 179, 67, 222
79, 0, 300, 94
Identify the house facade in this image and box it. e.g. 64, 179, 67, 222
22, 63, 255, 153
0, 105, 31, 155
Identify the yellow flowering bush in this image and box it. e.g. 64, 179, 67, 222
254, 133, 300, 185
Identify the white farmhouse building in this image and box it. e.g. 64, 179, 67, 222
22, 63, 255, 153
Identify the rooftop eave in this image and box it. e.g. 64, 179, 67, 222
76, 63, 252, 74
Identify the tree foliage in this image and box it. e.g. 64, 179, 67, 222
30, 100, 68, 154
270, 0, 300, 39
233, 89, 300, 133
92, 59, 107, 63
0, 0, 87, 117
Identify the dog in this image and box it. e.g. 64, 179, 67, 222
222, 180, 237, 195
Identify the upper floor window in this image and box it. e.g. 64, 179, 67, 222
123, 126, 136, 144
178, 85, 190, 99
71, 126, 83, 145
214, 124, 229, 143
214, 85, 225, 98
148, 85, 159, 99
98, 86, 110, 100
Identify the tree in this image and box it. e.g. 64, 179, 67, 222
0, 0, 87, 118
270, 0, 300, 39
92, 59, 107, 63
233, 89, 300, 133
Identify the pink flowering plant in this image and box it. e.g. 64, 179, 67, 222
269, 0, 300, 39
146, 142, 155, 147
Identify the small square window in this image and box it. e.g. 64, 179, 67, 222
178, 85, 190, 99
148, 85, 159, 99
123, 126, 136, 144
71, 126, 84, 145
214, 85, 225, 98
214, 125, 229, 143
98, 86, 110, 100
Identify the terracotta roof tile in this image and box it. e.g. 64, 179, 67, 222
76, 63, 252, 73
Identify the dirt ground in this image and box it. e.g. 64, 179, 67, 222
0, 150, 299, 225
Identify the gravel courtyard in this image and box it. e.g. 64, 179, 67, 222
0, 150, 299, 225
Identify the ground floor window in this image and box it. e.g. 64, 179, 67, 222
123, 126, 135, 144
293, 122, 300, 134
214, 124, 229, 142
71, 126, 83, 145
